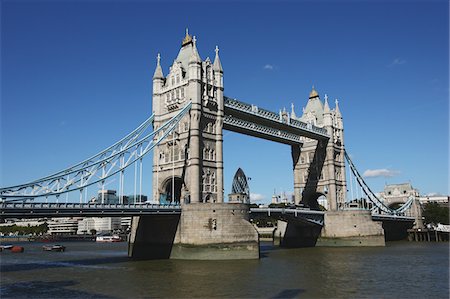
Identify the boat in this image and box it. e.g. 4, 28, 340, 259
11, 246, 24, 253
0, 244, 13, 251
96, 235, 122, 242
42, 244, 66, 252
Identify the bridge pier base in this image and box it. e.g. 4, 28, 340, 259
273, 220, 322, 247
128, 203, 259, 260
316, 210, 385, 246
128, 214, 181, 259
170, 203, 259, 260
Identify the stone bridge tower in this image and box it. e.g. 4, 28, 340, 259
292, 87, 347, 211
152, 30, 224, 204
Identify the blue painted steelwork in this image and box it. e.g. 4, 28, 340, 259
250, 207, 325, 226
224, 97, 329, 141
0, 202, 181, 218
0, 102, 192, 200
344, 151, 414, 216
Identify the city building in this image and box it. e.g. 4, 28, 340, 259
419, 195, 449, 207
47, 217, 80, 235
228, 168, 250, 204
77, 217, 121, 234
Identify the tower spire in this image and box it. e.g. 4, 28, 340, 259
213, 45, 223, 72
291, 103, 297, 119
153, 53, 164, 79
189, 35, 202, 63
309, 85, 319, 99
335, 98, 342, 117
182, 28, 193, 46
324, 94, 331, 113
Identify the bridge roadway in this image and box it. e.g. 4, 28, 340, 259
223, 97, 329, 145
0, 202, 181, 218
250, 207, 325, 226
0, 203, 414, 226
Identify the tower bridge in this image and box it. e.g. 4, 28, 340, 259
0, 31, 418, 259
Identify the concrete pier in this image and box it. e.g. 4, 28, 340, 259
129, 203, 259, 260
128, 214, 180, 259
316, 210, 385, 246
273, 220, 322, 247
171, 203, 259, 260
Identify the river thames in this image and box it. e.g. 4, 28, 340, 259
1, 241, 448, 298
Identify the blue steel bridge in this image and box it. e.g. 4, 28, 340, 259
1, 97, 414, 225
1, 31, 418, 255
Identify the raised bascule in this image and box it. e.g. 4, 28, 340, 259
0, 31, 419, 259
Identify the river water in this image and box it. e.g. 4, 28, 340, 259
0, 241, 448, 298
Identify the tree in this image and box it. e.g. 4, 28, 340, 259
423, 202, 449, 225
90, 229, 97, 235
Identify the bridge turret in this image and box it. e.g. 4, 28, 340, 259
188, 36, 202, 82
323, 94, 332, 129
151, 31, 226, 204
152, 53, 165, 116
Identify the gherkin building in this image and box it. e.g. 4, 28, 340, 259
231, 168, 250, 200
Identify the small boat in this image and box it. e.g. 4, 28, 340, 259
11, 246, 25, 253
0, 245, 13, 251
42, 244, 66, 252
96, 235, 122, 242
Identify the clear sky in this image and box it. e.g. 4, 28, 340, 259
1, 0, 448, 204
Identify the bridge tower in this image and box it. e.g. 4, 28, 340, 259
292, 87, 346, 211
152, 30, 224, 204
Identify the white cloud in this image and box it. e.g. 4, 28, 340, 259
250, 193, 266, 202
263, 64, 274, 70
363, 168, 400, 178
388, 58, 406, 67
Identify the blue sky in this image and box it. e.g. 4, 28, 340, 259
1, 0, 448, 203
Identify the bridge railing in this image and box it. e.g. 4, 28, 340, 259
0, 202, 181, 209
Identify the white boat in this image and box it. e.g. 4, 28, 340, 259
0, 244, 13, 251
43, 244, 66, 252
96, 235, 122, 242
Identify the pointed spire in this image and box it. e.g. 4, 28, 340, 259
309, 85, 319, 99
153, 53, 164, 79
189, 35, 201, 64
182, 28, 193, 46
324, 94, 331, 113
291, 103, 297, 118
213, 45, 223, 72
335, 98, 342, 117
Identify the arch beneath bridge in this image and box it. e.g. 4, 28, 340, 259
160, 176, 184, 204
302, 192, 327, 211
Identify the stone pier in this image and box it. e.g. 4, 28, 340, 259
129, 203, 259, 260
316, 210, 385, 246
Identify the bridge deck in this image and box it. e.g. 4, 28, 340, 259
223, 97, 329, 144
0, 203, 181, 218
